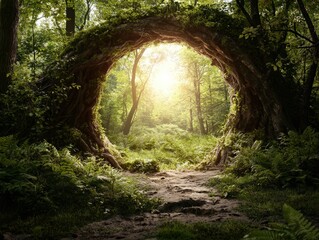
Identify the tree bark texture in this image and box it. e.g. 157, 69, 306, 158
37, 14, 300, 167
65, 0, 75, 36
0, 0, 19, 94
296, 0, 319, 128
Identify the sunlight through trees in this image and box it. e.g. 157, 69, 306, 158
99, 43, 230, 135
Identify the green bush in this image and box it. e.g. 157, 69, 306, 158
228, 128, 319, 188
0, 137, 158, 238
124, 158, 160, 173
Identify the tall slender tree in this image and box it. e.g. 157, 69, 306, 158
122, 48, 146, 135
296, 0, 319, 128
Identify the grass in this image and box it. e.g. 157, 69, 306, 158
238, 187, 319, 223
154, 220, 252, 240
110, 124, 218, 171
209, 174, 319, 225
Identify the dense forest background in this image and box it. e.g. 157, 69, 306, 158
0, 0, 319, 239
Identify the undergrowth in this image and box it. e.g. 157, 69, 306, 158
244, 204, 319, 240
0, 136, 159, 239
110, 124, 217, 172
154, 220, 252, 240
209, 127, 319, 237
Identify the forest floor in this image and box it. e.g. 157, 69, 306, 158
74, 169, 247, 240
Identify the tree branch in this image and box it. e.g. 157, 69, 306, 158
273, 28, 314, 43
296, 0, 319, 43
76, 0, 92, 31
236, 0, 254, 27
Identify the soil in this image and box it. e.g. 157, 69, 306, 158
73, 169, 247, 240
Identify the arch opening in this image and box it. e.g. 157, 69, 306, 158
39, 12, 293, 168
100, 43, 230, 135
99, 42, 231, 170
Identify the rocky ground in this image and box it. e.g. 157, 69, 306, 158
74, 169, 247, 240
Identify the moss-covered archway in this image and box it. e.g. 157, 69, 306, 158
39, 7, 297, 168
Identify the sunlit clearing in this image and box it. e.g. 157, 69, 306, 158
143, 44, 184, 98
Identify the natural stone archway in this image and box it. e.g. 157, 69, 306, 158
38, 7, 298, 168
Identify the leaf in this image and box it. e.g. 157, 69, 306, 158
283, 204, 319, 240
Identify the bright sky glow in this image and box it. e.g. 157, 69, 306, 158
143, 44, 184, 98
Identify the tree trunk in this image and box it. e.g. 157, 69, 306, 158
65, 0, 75, 36
296, 0, 319, 128
189, 108, 194, 132
250, 0, 261, 27
122, 103, 137, 135
0, 0, 19, 94
122, 49, 145, 135
34, 15, 300, 169
192, 62, 206, 135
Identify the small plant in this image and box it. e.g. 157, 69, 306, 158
244, 204, 319, 240
124, 158, 160, 173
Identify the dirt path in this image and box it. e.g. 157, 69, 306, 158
75, 170, 246, 240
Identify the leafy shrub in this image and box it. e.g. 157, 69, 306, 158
0, 137, 158, 237
124, 158, 160, 173
228, 128, 319, 188
244, 204, 319, 240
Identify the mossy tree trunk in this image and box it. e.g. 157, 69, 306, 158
35, 13, 301, 168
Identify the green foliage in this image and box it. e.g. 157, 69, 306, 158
124, 158, 160, 173
0, 137, 158, 238
156, 220, 251, 240
227, 128, 319, 188
111, 124, 217, 170
210, 173, 319, 223
244, 204, 319, 240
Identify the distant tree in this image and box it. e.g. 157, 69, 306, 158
122, 48, 146, 135
189, 61, 206, 135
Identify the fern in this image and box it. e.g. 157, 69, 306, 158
283, 204, 319, 240
0, 135, 15, 153
243, 204, 319, 240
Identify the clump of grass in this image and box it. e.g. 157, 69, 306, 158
155, 220, 252, 240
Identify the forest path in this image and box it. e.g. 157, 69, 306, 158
75, 170, 246, 240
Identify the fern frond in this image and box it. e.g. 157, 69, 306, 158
283, 204, 319, 240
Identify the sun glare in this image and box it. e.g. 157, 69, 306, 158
144, 44, 184, 98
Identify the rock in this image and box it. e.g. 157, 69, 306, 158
134, 216, 145, 221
